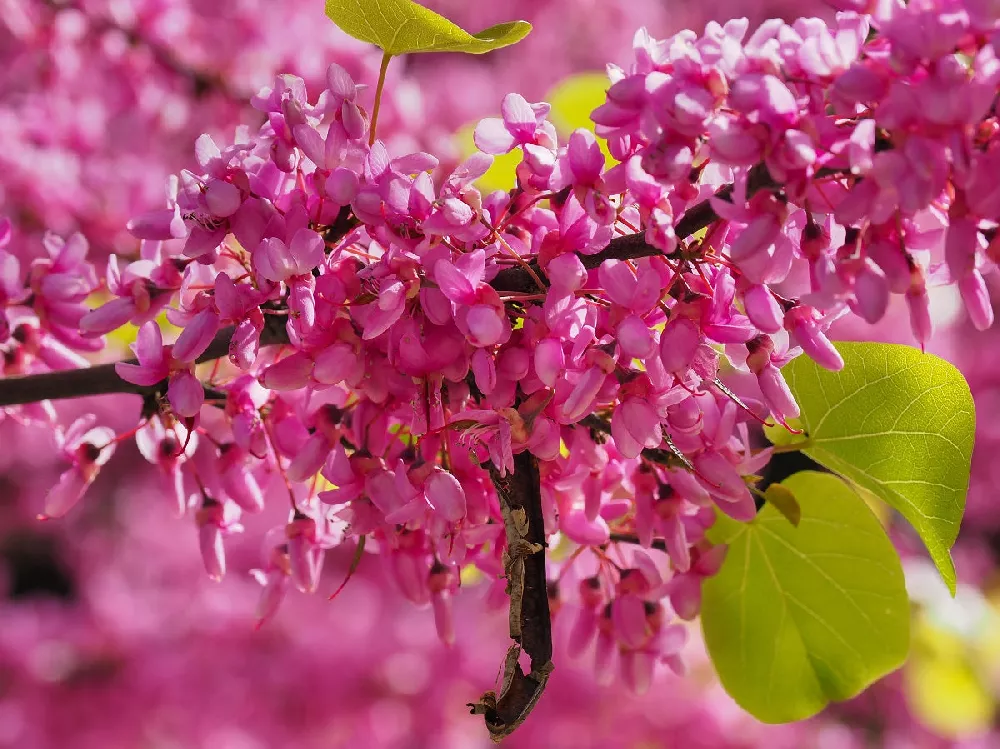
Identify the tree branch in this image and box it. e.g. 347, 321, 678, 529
490, 193, 718, 293
608, 533, 668, 553
1, 166, 791, 409
0, 317, 289, 408
490, 163, 788, 294
472, 452, 553, 740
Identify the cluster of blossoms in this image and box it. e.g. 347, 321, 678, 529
4, 0, 1000, 702
1, 0, 739, 261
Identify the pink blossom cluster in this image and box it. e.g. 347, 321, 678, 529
2, 0, 998, 698
3, 2, 1000, 740
0, 468, 867, 749
411, 0, 831, 127
0, 218, 101, 377
591, 2, 1000, 346
0, 0, 426, 259
0, 457, 989, 748
3, 0, 757, 261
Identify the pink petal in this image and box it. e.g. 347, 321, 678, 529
434, 259, 476, 304
612, 595, 649, 649
172, 308, 220, 362
313, 343, 359, 385
204, 180, 242, 217
534, 338, 565, 388
80, 297, 138, 336
41, 468, 88, 519
611, 397, 661, 459
560, 509, 611, 546
288, 228, 325, 275
261, 352, 314, 390
464, 305, 504, 347
473, 117, 516, 155
500, 93, 537, 141
659, 317, 701, 373
425, 469, 468, 523
471, 348, 496, 395
115, 361, 166, 387
620, 649, 656, 696
567, 606, 599, 658
167, 371, 204, 417
286, 433, 331, 483
199, 522, 226, 581
618, 314, 654, 358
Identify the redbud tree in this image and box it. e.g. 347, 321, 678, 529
0, 0, 989, 739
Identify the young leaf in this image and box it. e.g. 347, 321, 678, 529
768, 342, 974, 594
701, 471, 910, 723
763, 484, 801, 527
325, 0, 531, 56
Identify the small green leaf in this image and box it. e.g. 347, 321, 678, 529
325, 0, 531, 56
772, 342, 974, 593
764, 484, 801, 527
702, 471, 910, 723
329, 535, 367, 601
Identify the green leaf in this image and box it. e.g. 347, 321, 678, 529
769, 342, 974, 593
702, 471, 910, 723
763, 484, 801, 527
325, 0, 531, 56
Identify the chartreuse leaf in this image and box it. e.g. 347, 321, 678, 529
702, 471, 909, 723
765, 342, 974, 594
763, 484, 800, 527
324, 0, 531, 55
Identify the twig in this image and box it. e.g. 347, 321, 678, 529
608, 533, 668, 553
490, 163, 795, 294
0, 165, 805, 408
0, 317, 289, 408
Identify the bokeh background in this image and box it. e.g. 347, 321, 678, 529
1, 1, 999, 747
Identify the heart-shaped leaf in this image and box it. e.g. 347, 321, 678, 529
765, 342, 974, 594
702, 471, 910, 723
325, 0, 531, 56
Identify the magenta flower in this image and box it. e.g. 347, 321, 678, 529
474, 92, 556, 155
115, 322, 205, 417
39, 416, 116, 519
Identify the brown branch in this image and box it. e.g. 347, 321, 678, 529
470, 452, 553, 741
490, 163, 790, 294
578, 414, 678, 467
490, 196, 714, 293
608, 533, 668, 553
0, 317, 289, 408
1, 165, 803, 410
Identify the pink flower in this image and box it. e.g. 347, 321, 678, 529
474, 93, 556, 155
39, 416, 116, 519
116, 322, 205, 417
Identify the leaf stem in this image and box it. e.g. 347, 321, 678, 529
369, 52, 392, 146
